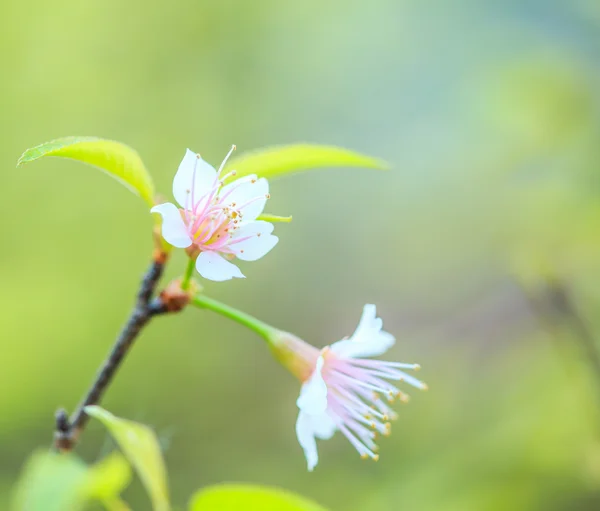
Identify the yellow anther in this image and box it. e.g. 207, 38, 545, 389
373, 454, 380, 462
265, 193, 271, 199
360, 453, 369, 460
413, 364, 421, 371
421, 384, 429, 391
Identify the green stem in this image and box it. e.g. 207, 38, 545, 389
181, 258, 196, 291
191, 294, 275, 340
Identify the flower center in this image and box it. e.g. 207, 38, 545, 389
180, 147, 270, 253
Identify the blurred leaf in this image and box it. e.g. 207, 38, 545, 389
11, 450, 88, 511
189, 484, 329, 511
17, 137, 155, 206
257, 213, 293, 223
83, 452, 132, 510
85, 406, 170, 511
225, 144, 388, 181
481, 57, 593, 151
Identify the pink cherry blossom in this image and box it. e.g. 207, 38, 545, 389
273, 304, 426, 471
151, 147, 278, 281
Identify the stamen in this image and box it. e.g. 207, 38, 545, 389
338, 423, 379, 460
190, 156, 200, 210
223, 170, 237, 180
217, 175, 255, 203
332, 371, 396, 396
217, 144, 236, 176
236, 194, 268, 213
349, 360, 421, 371
331, 369, 400, 397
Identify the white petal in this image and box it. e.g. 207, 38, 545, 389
150, 203, 192, 248
195, 251, 245, 281
295, 409, 337, 472
330, 304, 396, 359
219, 175, 268, 221
311, 411, 337, 440
296, 411, 319, 471
296, 356, 328, 415
229, 221, 278, 261
172, 149, 218, 208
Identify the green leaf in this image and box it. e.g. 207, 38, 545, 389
12, 450, 133, 511
188, 484, 330, 511
224, 144, 388, 181
256, 213, 293, 223
83, 452, 132, 510
85, 406, 170, 511
11, 450, 88, 511
17, 137, 155, 206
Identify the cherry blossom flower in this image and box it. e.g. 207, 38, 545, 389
272, 304, 426, 471
151, 147, 278, 281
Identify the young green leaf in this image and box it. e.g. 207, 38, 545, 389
11, 450, 88, 511
17, 137, 155, 206
85, 406, 170, 511
224, 144, 388, 181
83, 452, 132, 510
188, 484, 330, 511
256, 213, 293, 223
12, 450, 133, 511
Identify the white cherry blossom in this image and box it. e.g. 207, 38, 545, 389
152, 147, 278, 281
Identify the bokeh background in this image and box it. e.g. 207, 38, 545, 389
2, 0, 600, 509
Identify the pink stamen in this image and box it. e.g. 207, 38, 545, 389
337, 423, 378, 459
217, 176, 255, 204
237, 194, 267, 213
226, 234, 255, 246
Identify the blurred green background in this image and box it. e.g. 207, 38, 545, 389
2, 0, 600, 509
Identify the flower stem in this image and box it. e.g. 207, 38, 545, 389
191, 294, 276, 340
181, 257, 196, 291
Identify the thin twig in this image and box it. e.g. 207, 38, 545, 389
54, 252, 170, 451
546, 282, 600, 395
521, 276, 600, 409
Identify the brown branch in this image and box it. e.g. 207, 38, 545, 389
54, 250, 178, 452
521, 276, 600, 409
